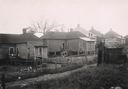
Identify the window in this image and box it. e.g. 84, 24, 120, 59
39, 48, 42, 55
16, 48, 19, 56
9, 47, 15, 54
38, 48, 42, 56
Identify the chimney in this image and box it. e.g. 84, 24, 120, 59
69, 28, 73, 32
22, 28, 27, 34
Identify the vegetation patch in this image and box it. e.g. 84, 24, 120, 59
2, 64, 83, 83
10, 64, 128, 89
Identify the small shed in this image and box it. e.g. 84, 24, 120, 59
104, 42, 125, 64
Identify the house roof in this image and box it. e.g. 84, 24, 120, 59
41, 31, 87, 40
89, 27, 103, 37
0, 33, 42, 44
124, 35, 128, 38
66, 31, 87, 39
80, 37, 95, 41
104, 29, 122, 39
41, 32, 68, 40
105, 42, 123, 48
74, 24, 89, 37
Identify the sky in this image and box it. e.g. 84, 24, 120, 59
0, 0, 128, 36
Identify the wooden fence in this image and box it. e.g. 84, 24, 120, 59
42, 55, 97, 65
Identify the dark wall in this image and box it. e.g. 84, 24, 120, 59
104, 48, 125, 64
0, 44, 16, 63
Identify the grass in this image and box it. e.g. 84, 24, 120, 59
2, 64, 83, 83
1, 56, 96, 83
12, 64, 128, 89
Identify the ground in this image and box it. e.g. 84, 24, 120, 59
5, 64, 128, 89
6, 64, 96, 89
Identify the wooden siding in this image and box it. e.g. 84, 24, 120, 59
47, 40, 66, 52
0, 44, 16, 59
67, 39, 79, 52
47, 38, 96, 56
16, 41, 47, 60
16, 43, 28, 59
104, 48, 124, 64
27, 41, 47, 59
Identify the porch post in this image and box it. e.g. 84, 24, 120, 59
78, 39, 80, 56
34, 47, 37, 68
41, 47, 43, 64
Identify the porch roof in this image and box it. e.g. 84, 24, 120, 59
80, 37, 96, 42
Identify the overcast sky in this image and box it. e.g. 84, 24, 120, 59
0, 0, 128, 36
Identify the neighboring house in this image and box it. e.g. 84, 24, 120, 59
104, 42, 124, 64
103, 29, 125, 64
124, 35, 128, 45
89, 27, 104, 44
42, 29, 96, 57
0, 29, 47, 63
123, 35, 128, 58
74, 24, 96, 39
104, 29, 125, 45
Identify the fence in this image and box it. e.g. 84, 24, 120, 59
42, 55, 97, 65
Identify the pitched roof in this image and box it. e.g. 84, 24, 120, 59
41, 32, 68, 40
80, 37, 95, 41
105, 42, 123, 48
74, 24, 89, 37
0, 33, 42, 44
66, 31, 86, 39
124, 35, 128, 38
89, 27, 103, 37
104, 29, 122, 38
41, 31, 87, 40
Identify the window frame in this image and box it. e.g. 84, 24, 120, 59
9, 47, 15, 55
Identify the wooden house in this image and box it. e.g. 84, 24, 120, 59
104, 42, 124, 64
104, 29, 125, 45
0, 29, 47, 64
103, 29, 125, 64
42, 27, 96, 57
89, 27, 104, 44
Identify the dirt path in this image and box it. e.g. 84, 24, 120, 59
6, 64, 96, 88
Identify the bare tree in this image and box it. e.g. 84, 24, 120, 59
31, 20, 64, 35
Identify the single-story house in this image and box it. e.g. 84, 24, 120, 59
42, 29, 96, 57
103, 29, 125, 64
104, 29, 125, 45
104, 42, 124, 64
0, 29, 47, 64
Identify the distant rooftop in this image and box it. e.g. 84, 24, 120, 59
41, 31, 87, 40
104, 29, 122, 38
0, 33, 42, 44
89, 27, 103, 37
